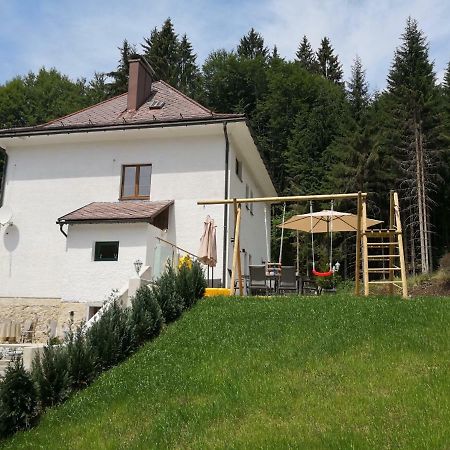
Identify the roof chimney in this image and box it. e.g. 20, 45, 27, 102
127, 57, 154, 111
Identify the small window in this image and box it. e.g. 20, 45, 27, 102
121, 164, 152, 199
235, 158, 242, 182
94, 241, 119, 261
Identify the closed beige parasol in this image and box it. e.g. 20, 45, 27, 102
198, 215, 217, 267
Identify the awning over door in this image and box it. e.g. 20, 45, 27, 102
57, 200, 173, 229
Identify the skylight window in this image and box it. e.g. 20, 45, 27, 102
147, 100, 165, 109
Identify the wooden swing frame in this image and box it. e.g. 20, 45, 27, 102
197, 191, 408, 298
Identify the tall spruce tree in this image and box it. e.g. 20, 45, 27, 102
142, 19, 199, 95
142, 18, 180, 86
296, 36, 318, 73
347, 55, 369, 121
178, 34, 200, 97
437, 61, 450, 254
237, 28, 269, 60
107, 40, 139, 96
316, 37, 343, 84
386, 17, 439, 273
270, 45, 281, 61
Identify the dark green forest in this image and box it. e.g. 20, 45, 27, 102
0, 17, 448, 277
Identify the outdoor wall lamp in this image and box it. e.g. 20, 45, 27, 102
134, 259, 143, 275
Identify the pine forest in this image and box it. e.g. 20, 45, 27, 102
0, 17, 449, 278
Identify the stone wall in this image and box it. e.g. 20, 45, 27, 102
0, 298, 86, 343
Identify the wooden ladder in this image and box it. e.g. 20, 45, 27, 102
360, 191, 408, 298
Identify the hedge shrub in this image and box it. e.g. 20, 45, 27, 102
0, 358, 38, 439
153, 264, 184, 323
130, 285, 163, 347
176, 260, 207, 309
87, 300, 134, 371
66, 324, 97, 390
32, 345, 71, 409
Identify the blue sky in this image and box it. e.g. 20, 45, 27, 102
0, 0, 448, 91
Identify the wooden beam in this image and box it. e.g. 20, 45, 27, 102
394, 192, 408, 299
355, 191, 362, 296
234, 202, 244, 296
388, 190, 395, 295
362, 197, 369, 296
198, 192, 368, 206
230, 199, 242, 295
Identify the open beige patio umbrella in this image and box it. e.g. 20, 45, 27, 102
279, 209, 383, 277
279, 210, 382, 233
198, 215, 217, 267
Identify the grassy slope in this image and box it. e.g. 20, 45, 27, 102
3, 295, 450, 449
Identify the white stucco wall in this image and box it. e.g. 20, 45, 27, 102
61, 223, 150, 302
0, 122, 276, 300
227, 142, 272, 283
0, 126, 225, 301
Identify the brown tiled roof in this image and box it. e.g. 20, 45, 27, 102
57, 200, 173, 224
43, 81, 236, 129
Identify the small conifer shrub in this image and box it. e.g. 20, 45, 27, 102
0, 358, 38, 438
153, 264, 184, 323
130, 285, 163, 347
32, 345, 71, 409
66, 323, 97, 390
176, 260, 207, 309
87, 300, 134, 371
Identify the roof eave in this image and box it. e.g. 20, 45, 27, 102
0, 115, 246, 138
57, 218, 157, 225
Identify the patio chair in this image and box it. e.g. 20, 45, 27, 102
278, 266, 298, 294
21, 318, 37, 343
248, 265, 268, 295
227, 269, 248, 294
47, 320, 58, 341
301, 278, 320, 295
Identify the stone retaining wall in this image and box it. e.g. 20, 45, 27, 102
0, 298, 86, 343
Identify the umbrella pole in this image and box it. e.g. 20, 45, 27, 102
296, 230, 299, 274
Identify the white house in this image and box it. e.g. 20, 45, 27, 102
0, 58, 276, 326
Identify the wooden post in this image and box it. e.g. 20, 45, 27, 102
388, 190, 395, 296
355, 191, 362, 296
234, 202, 244, 296
394, 192, 408, 299
362, 197, 369, 296
230, 199, 243, 296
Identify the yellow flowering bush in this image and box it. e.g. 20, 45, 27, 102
178, 255, 193, 270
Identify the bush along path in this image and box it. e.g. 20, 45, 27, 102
0, 261, 206, 441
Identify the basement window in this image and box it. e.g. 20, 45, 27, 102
94, 241, 119, 261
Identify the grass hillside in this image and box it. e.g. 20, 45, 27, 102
3, 295, 450, 449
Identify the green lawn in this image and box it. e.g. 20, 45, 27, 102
3, 295, 450, 449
